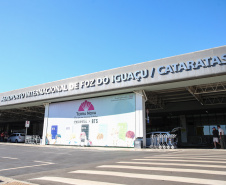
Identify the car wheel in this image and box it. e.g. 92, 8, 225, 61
8, 139, 11, 142
15, 139, 18, 143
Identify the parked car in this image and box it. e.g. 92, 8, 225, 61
8, 133, 25, 143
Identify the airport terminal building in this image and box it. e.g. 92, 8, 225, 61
0, 46, 226, 148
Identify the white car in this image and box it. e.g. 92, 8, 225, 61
8, 133, 25, 143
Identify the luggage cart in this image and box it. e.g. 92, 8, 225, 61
25, 135, 34, 144
149, 133, 177, 149
25, 135, 40, 144
34, 135, 40, 144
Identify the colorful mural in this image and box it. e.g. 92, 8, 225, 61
46, 93, 136, 147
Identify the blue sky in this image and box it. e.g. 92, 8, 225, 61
0, 0, 225, 93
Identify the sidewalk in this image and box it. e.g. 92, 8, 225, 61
0, 176, 36, 185
0, 142, 164, 151
0, 142, 225, 152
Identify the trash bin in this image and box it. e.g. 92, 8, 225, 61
134, 137, 143, 149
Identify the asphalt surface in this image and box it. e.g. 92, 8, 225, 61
0, 143, 226, 185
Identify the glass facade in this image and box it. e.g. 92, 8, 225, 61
148, 110, 226, 147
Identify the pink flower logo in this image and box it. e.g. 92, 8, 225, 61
126, 131, 135, 139
78, 100, 95, 111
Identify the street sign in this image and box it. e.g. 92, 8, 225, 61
25, 121, 30, 128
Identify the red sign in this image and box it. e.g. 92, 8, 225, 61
25, 121, 30, 128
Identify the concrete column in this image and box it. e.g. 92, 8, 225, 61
33, 122, 36, 135
41, 103, 50, 145
135, 90, 147, 147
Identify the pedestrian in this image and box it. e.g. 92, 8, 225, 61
212, 127, 219, 149
217, 125, 225, 149
1, 132, 5, 142
4, 132, 8, 142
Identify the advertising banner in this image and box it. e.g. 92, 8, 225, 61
46, 93, 136, 147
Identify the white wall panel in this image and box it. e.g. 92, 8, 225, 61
46, 93, 136, 147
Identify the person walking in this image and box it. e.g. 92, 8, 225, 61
212, 127, 219, 149
217, 125, 225, 149
1, 132, 5, 142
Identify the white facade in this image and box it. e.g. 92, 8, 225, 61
0, 46, 225, 108
41, 93, 147, 147
0, 46, 226, 148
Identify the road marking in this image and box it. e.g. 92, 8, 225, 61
144, 156, 226, 160
1, 157, 18, 160
163, 156, 226, 159
133, 158, 226, 164
32, 176, 125, 185
164, 154, 226, 157
71, 170, 226, 185
98, 165, 226, 175
118, 161, 226, 169
34, 161, 54, 164
42, 152, 72, 155
0, 161, 54, 172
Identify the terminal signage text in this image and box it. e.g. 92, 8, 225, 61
1, 54, 226, 102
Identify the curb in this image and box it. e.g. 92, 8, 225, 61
0, 142, 225, 152
0, 142, 180, 152
0, 176, 37, 185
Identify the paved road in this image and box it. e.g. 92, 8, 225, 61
0, 143, 226, 185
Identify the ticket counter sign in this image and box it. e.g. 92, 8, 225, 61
25, 121, 30, 128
